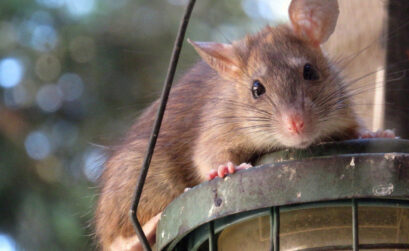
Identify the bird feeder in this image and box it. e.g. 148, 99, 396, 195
156, 138, 409, 250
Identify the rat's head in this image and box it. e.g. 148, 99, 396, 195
190, 0, 353, 149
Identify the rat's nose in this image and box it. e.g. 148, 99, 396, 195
284, 114, 305, 135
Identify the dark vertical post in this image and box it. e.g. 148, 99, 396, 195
273, 207, 280, 251
269, 208, 274, 251
209, 221, 217, 251
384, 1, 409, 138
352, 199, 359, 251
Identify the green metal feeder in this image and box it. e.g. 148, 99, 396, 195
156, 138, 409, 250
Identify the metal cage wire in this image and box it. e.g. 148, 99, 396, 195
168, 199, 409, 251
129, 0, 196, 250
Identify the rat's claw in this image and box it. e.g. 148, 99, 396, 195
217, 164, 229, 178
359, 129, 396, 139
208, 169, 218, 180
359, 130, 375, 138
227, 162, 235, 173
207, 162, 253, 180
377, 129, 396, 138
237, 163, 253, 170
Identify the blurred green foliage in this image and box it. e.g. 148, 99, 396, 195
0, 0, 287, 249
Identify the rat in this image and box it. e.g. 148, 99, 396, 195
94, 0, 395, 249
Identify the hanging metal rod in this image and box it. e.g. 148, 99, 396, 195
129, 0, 196, 250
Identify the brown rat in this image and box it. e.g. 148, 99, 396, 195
95, 0, 394, 249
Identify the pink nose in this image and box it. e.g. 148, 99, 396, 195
285, 114, 305, 135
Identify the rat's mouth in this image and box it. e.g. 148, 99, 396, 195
284, 139, 312, 149
296, 140, 312, 148
277, 132, 316, 149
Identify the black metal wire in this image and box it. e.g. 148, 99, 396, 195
269, 208, 274, 251
352, 199, 359, 251
209, 221, 217, 251
129, 0, 196, 250
273, 207, 280, 251
295, 243, 409, 251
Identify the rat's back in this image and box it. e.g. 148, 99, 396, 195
94, 61, 222, 249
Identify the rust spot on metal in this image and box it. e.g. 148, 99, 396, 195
212, 188, 222, 207
215, 198, 222, 207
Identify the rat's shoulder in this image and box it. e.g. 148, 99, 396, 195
128, 61, 224, 137
177, 60, 219, 87
169, 60, 227, 104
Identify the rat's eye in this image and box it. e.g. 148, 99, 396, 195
303, 63, 319, 81
252, 80, 265, 99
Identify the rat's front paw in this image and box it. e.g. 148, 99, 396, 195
207, 162, 252, 180
359, 129, 396, 139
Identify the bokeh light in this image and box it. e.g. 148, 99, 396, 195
36, 0, 65, 9
37, 0, 96, 17
0, 234, 16, 251
17, 11, 57, 51
69, 36, 95, 63
101, 0, 129, 10
167, 0, 188, 6
30, 10, 54, 26
36, 84, 63, 113
57, 73, 84, 101
83, 148, 106, 183
0, 22, 17, 50
0, 58, 24, 88
31, 24, 58, 52
51, 120, 78, 148
241, 0, 290, 21
35, 156, 62, 183
66, 0, 95, 17
35, 54, 61, 81
24, 131, 52, 160
3, 85, 29, 108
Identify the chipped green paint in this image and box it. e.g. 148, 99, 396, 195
156, 139, 409, 250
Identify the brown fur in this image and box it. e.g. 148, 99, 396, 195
95, 24, 363, 249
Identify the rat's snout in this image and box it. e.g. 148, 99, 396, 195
277, 108, 318, 148
283, 113, 305, 135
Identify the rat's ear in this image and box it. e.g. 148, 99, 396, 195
188, 39, 242, 79
289, 0, 339, 47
